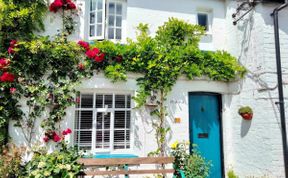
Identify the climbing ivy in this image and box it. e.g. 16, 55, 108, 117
0, 0, 246, 154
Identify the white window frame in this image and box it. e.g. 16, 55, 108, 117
86, 0, 126, 42
196, 11, 212, 34
73, 90, 133, 154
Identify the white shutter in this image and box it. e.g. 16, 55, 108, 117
89, 0, 105, 40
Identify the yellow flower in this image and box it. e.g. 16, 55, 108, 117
44, 171, 51, 176
171, 141, 178, 149
58, 164, 65, 169
65, 164, 71, 170
37, 161, 46, 169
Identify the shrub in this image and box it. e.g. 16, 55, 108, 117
170, 141, 211, 178
23, 146, 83, 178
238, 106, 253, 115
227, 169, 238, 178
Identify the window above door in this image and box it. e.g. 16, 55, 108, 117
87, 0, 126, 41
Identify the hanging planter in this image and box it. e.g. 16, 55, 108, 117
238, 106, 253, 120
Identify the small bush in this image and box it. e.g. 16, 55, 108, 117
238, 106, 253, 115
227, 169, 238, 178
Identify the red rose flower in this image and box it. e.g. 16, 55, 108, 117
78, 40, 90, 51
10, 87, 16, 94
0, 58, 9, 70
115, 55, 123, 63
62, 128, 72, 135
86, 48, 100, 59
75, 96, 80, 103
10, 40, 17, 47
94, 53, 105, 62
78, 63, 85, 70
67, 0, 76, 10
49, 0, 63, 13
43, 136, 49, 143
8, 47, 15, 54
0, 72, 15, 82
53, 133, 61, 142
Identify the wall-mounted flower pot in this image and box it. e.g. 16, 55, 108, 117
238, 106, 253, 120
240, 113, 253, 120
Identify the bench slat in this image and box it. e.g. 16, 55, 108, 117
78, 157, 174, 166
83, 169, 175, 175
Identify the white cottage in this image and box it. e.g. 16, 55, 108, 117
9, 0, 288, 177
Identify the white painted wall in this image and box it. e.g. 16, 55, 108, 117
9, 0, 288, 177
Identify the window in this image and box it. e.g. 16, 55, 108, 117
88, 0, 125, 40
74, 92, 131, 151
197, 13, 209, 31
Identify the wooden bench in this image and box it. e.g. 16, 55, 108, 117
78, 157, 185, 177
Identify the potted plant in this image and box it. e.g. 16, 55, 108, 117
238, 106, 253, 120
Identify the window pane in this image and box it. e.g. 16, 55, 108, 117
81, 94, 93, 108
97, 24, 102, 36
96, 112, 103, 129
96, 94, 103, 108
116, 4, 122, 15
108, 15, 114, 26
115, 95, 125, 108
109, 3, 115, 14
75, 130, 92, 148
89, 25, 95, 37
97, 11, 102, 23
90, 13, 95, 24
116, 29, 121, 40
96, 131, 103, 148
75, 111, 80, 129
104, 95, 113, 108
126, 111, 131, 129
97, 0, 103, 10
80, 111, 93, 129
116, 16, 122, 27
114, 130, 125, 149
198, 13, 208, 30
127, 95, 131, 108
115, 111, 125, 128
104, 113, 111, 129
104, 131, 110, 148
90, 0, 96, 11
108, 28, 114, 39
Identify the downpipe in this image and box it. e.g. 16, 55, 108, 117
271, 2, 288, 177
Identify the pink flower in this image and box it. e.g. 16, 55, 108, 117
8, 47, 15, 54
0, 58, 9, 70
49, 0, 64, 13
78, 63, 85, 70
43, 136, 49, 143
94, 53, 105, 62
9, 87, 16, 94
62, 128, 72, 135
85, 48, 100, 59
66, 0, 76, 10
78, 40, 90, 51
75, 97, 80, 103
53, 133, 61, 142
10, 40, 17, 47
0, 72, 15, 82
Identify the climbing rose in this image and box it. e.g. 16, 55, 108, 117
9, 40, 17, 47
10, 87, 16, 94
43, 136, 49, 143
78, 40, 90, 51
86, 48, 100, 59
62, 128, 72, 135
0, 58, 9, 70
94, 53, 105, 62
49, 0, 64, 13
0, 72, 15, 82
53, 133, 61, 142
66, 0, 76, 10
8, 47, 15, 54
75, 97, 80, 103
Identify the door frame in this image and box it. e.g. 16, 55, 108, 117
188, 92, 225, 178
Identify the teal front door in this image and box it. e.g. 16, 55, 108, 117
189, 93, 223, 178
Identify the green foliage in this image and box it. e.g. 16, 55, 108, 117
238, 106, 253, 114
228, 169, 239, 178
171, 141, 211, 178
23, 146, 82, 178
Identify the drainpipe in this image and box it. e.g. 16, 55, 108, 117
271, 1, 288, 177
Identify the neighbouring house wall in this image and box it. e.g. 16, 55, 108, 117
224, 1, 288, 177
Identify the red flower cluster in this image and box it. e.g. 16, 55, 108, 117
85, 48, 105, 62
78, 40, 90, 51
43, 128, 72, 143
8, 39, 17, 54
0, 58, 10, 70
49, 0, 76, 13
10, 87, 16, 94
0, 72, 15, 82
